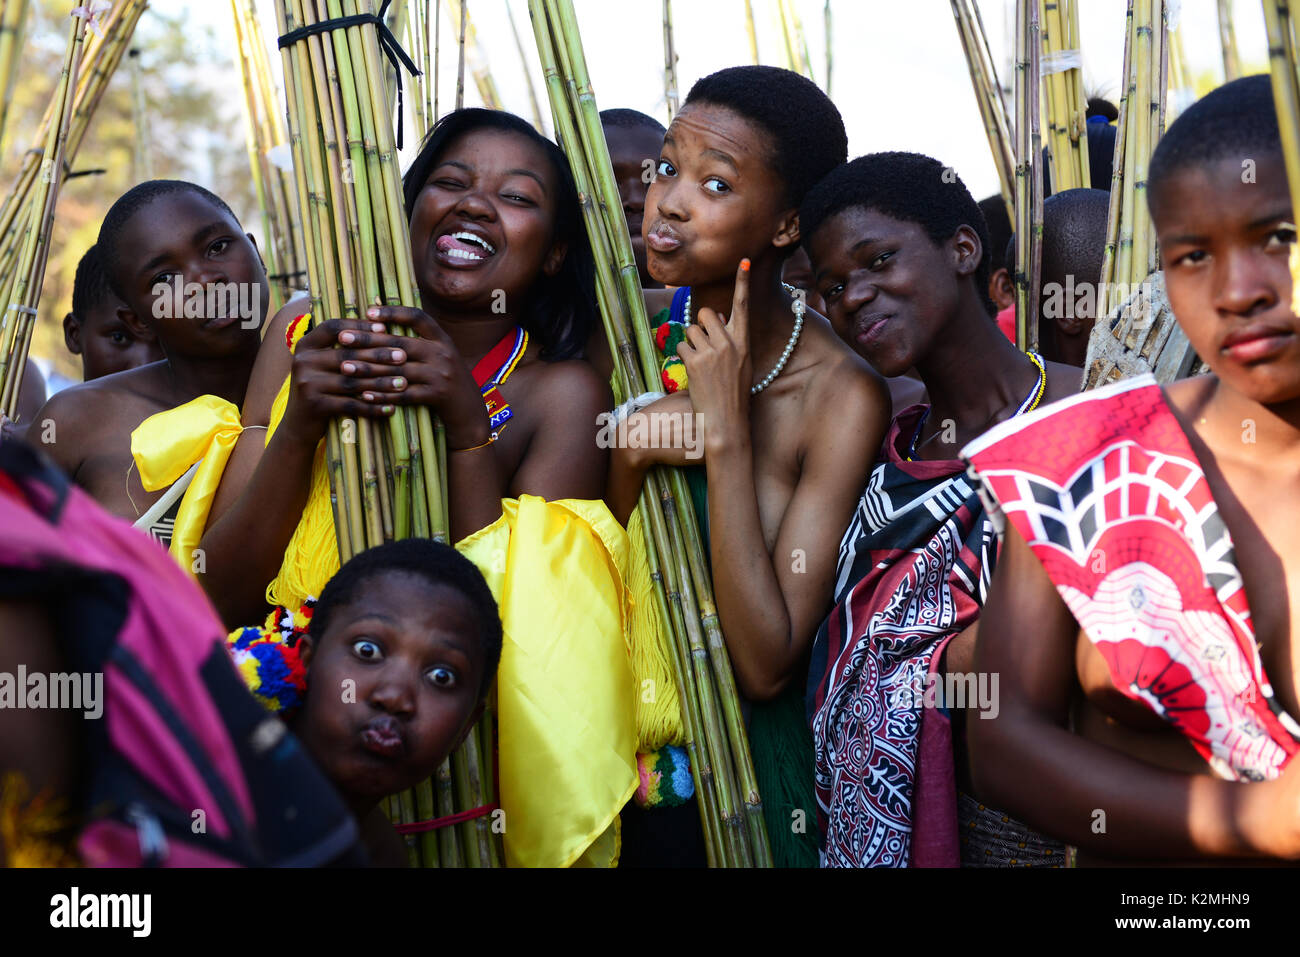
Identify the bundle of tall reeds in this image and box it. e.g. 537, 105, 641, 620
951, 0, 1015, 221
231, 0, 307, 313
444, 0, 501, 111
0, 0, 143, 418
1013, 0, 1044, 352
1039, 0, 1090, 191
529, 0, 773, 867
1263, 0, 1300, 312
273, 0, 499, 867
0, 0, 31, 157
0, 4, 89, 417
1098, 0, 1167, 319
1219, 0, 1240, 82
0, 0, 145, 301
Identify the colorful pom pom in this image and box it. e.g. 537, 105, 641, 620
225, 599, 316, 716
661, 358, 688, 394
633, 745, 693, 808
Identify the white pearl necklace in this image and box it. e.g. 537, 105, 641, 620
683, 282, 806, 395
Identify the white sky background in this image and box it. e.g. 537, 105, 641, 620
174, 0, 1269, 204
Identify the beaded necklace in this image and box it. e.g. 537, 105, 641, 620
904, 351, 1047, 462
655, 283, 806, 395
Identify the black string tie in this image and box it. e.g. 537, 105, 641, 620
277, 0, 421, 150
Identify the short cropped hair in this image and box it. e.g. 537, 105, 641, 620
599, 108, 666, 137
97, 180, 241, 300
683, 65, 847, 210
1149, 74, 1280, 203
801, 151, 996, 315
978, 194, 1012, 274
69, 244, 114, 321
308, 538, 502, 701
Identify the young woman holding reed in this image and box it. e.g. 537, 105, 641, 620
199, 108, 636, 869
200, 108, 608, 626
605, 66, 889, 866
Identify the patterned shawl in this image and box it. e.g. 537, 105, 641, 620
962, 374, 1300, 780
808, 405, 995, 867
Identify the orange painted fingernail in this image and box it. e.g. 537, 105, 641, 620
740, 258, 751, 272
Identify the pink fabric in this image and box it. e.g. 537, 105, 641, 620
995, 305, 1016, 342
0, 468, 255, 850
910, 633, 960, 867
79, 820, 240, 868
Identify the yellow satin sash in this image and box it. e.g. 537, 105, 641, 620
260, 356, 638, 865
458, 495, 638, 867
130, 394, 244, 575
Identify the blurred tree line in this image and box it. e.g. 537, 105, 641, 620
3, 0, 258, 385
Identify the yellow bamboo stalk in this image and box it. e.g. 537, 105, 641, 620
1013, 0, 1044, 353
129, 46, 153, 181
452, 0, 466, 109
824, 0, 832, 96
951, 0, 1016, 221
0, 6, 89, 418
744, 0, 758, 65
1262, 0, 1300, 312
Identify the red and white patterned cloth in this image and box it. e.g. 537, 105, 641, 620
962, 374, 1300, 781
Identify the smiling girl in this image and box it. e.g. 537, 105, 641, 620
199, 109, 638, 868
797, 151, 1078, 867
200, 110, 608, 624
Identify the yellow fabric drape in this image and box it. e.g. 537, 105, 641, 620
264, 370, 335, 609
259, 359, 637, 865
458, 495, 638, 867
130, 394, 244, 575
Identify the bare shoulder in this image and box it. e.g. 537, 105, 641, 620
31, 367, 164, 469
1043, 359, 1084, 402
530, 357, 612, 420
802, 315, 889, 415
35, 366, 153, 423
